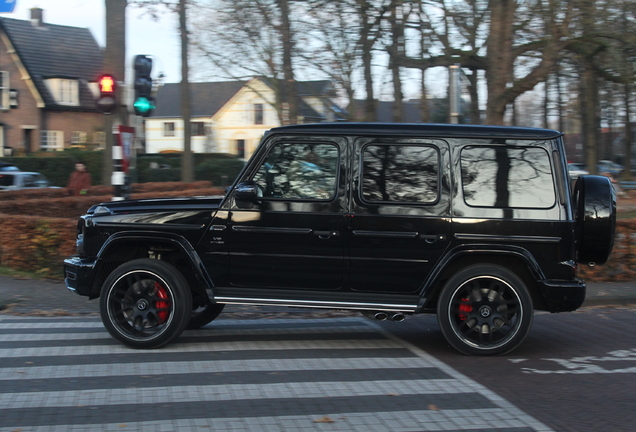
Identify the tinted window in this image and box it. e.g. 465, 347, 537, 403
461, 146, 555, 208
361, 144, 439, 204
252, 142, 339, 200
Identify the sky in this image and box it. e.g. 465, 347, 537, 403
1, 0, 183, 83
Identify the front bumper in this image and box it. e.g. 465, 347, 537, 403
539, 279, 586, 312
63, 256, 97, 298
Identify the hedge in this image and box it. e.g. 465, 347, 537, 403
2, 151, 245, 188
0, 182, 633, 281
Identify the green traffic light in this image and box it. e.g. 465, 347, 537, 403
133, 97, 154, 114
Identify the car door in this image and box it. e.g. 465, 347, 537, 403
225, 136, 348, 290
348, 138, 452, 294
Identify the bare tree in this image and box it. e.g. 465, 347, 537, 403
192, 0, 300, 124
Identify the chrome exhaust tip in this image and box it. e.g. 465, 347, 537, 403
389, 313, 405, 322
361, 310, 388, 321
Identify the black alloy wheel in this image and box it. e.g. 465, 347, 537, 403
437, 264, 533, 356
100, 259, 192, 349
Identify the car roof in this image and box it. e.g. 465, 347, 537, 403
265, 123, 563, 140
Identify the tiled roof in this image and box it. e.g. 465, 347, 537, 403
151, 79, 332, 120
0, 17, 103, 111
151, 81, 247, 118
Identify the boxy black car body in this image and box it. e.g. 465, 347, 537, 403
64, 123, 616, 355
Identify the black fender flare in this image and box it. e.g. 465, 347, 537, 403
419, 244, 545, 305
91, 231, 215, 298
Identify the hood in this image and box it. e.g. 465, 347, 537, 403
87, 195, 225, 215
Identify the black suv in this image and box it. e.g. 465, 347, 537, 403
64, 123, 615, 355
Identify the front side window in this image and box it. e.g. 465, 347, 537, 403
164, 122, 175, 137
252, 142, 339, 200
461, 145, 555, 208
361, 144, 439, 204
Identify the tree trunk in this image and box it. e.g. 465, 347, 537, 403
580, 63, 599, 174
179, 0, 193, 182
485, 0, 515, 125
278, 0, 297, 125
624, 82, 632, 180
358, 0, 376, 122
102, 0, 127, 186
389, 1, 404, 122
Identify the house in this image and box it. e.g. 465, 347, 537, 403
0, 8, 104, 155
145, 77, 345, 159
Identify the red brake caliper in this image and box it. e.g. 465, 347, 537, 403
155, 282, 170, 324
458, 298, 472, 321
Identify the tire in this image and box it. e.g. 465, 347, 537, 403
573, 175, 616, 265
99, 259, 192, 349
187, 303, 225, 329
437, 264, 533, 356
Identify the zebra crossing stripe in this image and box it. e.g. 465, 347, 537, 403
0, 316, 554, 432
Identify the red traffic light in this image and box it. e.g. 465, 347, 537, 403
98, 75, 116, 94
96, 74, 118, 114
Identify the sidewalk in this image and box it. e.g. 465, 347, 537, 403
0, 275, 633, 317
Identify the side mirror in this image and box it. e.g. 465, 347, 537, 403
234, 181, 262, 203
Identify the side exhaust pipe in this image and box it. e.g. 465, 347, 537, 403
389, 313, 405, 322
361, 310, 388, 321
361, 311, 406, 322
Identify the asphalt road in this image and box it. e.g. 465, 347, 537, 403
0, 276, 634, 431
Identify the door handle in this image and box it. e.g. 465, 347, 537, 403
314, 230, 340, 239
419, 234, 446, 244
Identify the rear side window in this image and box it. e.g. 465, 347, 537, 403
361, 144, 439, 204
461, 146, 555, 208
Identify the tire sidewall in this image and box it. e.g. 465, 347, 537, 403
437, 264, 533, 356
99, 258, 192, 349
187, 303, 225, 329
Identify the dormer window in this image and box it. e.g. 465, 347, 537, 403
45, 78, 79, 106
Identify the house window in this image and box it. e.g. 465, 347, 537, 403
93, 132, 106, 149
164, 122, 175, 137
71, 131, 88, 145
254, 103, 264, 125
191, 122, 205, 136
0, 71, 9, 109
40, 130, 64, 151
237, 139, 245, 158
45, 78, 79, 106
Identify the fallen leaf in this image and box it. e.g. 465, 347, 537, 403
314, 416, 335, 423
428, 404, 439, 411
387, 392, 400, 396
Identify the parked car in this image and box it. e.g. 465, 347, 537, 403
64, 123, 616, 356
0, 171, 53, 190
598, 160, 623, 175
0, 161, 19, 171
568, 163, 589, 180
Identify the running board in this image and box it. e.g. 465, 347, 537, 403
210, 293, 418, 313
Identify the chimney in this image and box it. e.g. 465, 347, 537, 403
30, 8, 44, 27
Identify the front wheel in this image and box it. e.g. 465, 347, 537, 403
100, 259, 192, 349
437, 265, 533, 356
187, 303, 225, 329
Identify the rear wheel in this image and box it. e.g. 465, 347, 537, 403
437, 265, 533, 356
100, 259, 192, 349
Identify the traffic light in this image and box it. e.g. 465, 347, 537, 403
96, 74, 117, 114
133, 55, 155, 116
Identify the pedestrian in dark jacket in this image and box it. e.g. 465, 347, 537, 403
67, 162, 92, 195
